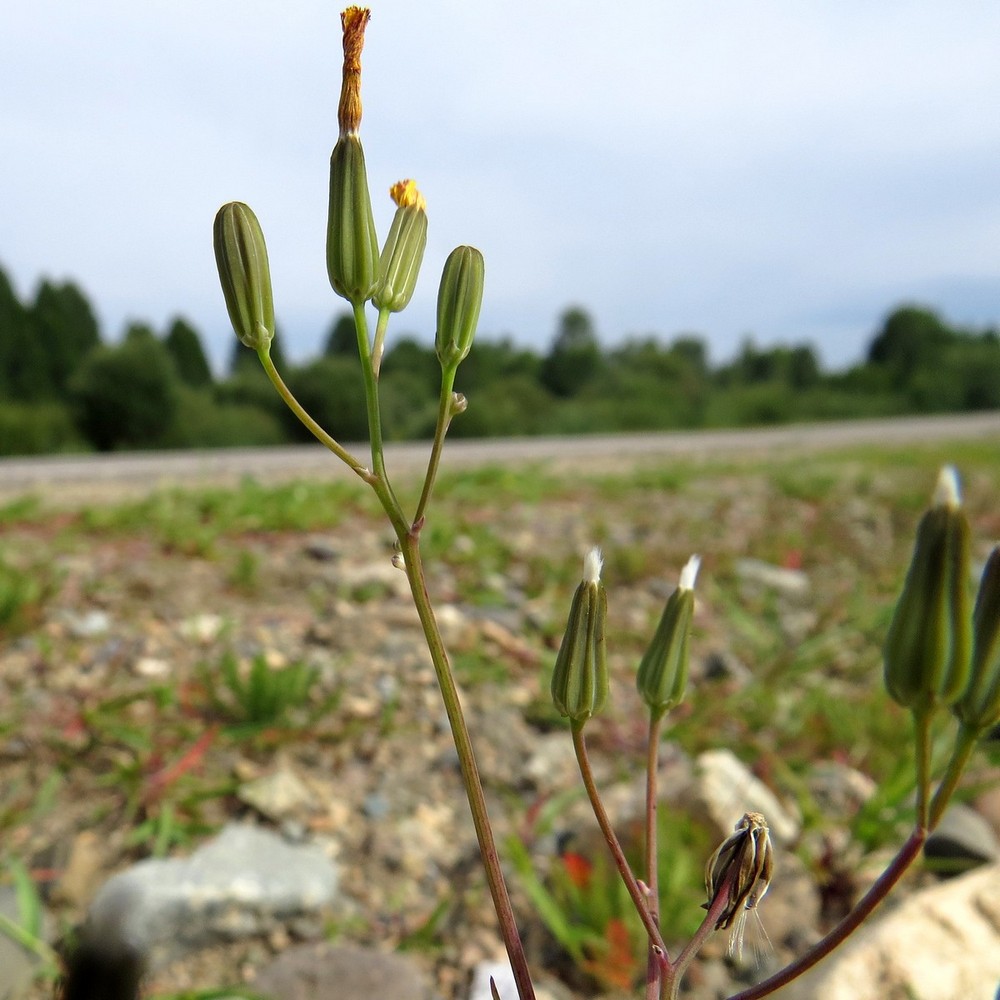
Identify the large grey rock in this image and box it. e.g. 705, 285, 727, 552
776, 863, 1000, 1000
925, 804, 1000, 868
85, 823, 339, 964
252, 944, 438, 1000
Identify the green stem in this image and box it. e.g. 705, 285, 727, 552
644, 711, 665, 1000
929, 724, 980, 829
371, 305, 391, 378
256, 349, 369, 480
912, 707, 933, 830
398, 534, 536, 1000
414, 365, 458, 527
351, 301, 395, 494
570, 723, 670, 961
726, 828, 927, 1000
663, 863, 739, 1000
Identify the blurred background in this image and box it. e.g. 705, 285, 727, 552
2, 1, 999, 452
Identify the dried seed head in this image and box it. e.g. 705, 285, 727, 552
704, 812, 773, 961
338, 7, 371, 137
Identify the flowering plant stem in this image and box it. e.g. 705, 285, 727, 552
643, 713, 665, 1000
257, 326, 537, 1000
571, 722, 669, 958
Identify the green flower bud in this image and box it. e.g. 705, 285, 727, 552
954, 547, 1000, 731
551, 548, 609, 724
373, 180, 428, 313
213, 202, 275, 352
327, 135, 380, 305
435, 246, 484, 370
884, 466, 972, 712
636, 555, 700, 718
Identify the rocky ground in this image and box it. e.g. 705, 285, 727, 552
1, 447, 999, 999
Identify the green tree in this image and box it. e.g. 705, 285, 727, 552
70, 336, 178, 450
282, 357, 369, 442
540, 306, 602, 397
0, 265, 51, 401
323, 312, 358, 356
29, 279, 101, 395
164, 317, 213, 387
866, 305, 953, 388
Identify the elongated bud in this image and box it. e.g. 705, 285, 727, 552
884, 466, 972, 712
435, 246, 484, 370
213, 202, 275, 352
954, 548, 1000, 731
703, 812, 773, 962
327, 9, 379, 304
636, 555, 700, 719
551, 548, 609, 724
373, 180, 428, 313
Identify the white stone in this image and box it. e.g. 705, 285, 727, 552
691, 748, 800, 845
778, 863, 1000, 1000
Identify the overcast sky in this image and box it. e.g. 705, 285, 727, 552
3, 1, 999, 374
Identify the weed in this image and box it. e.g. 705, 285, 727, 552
200, 651, 320, 727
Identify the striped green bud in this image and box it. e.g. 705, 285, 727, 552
954, 547, 1000, 731
636, 555, 700, 718
373, 180, 428, 313
551, 548, 608, 724
883, 466, 972, 712
213, 202, 275, 352
435, 246, 484, 370
327, 135, 380, 305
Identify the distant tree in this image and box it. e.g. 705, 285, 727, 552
29, 280, 101, 395
164, 316, 213, 387
867, 306, 953, 388
123, 321, 157, 343
787, 345, 821, 389
380, 337, 440, 397
70, 336, 178, 450
282, 357, 368, 442
323, 312, 358, 356
540, 306, 601, 397
0, 266, 50, 401
454, 337, 541, 392
669, 335, 709, 377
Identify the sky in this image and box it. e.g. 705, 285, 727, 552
2, 1, 1000, 374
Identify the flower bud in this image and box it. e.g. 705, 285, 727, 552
213, 202, 275, 352
636, 555, 699, 719
326, 8, 379, 305
435, 246, 484, 370
373, 180, 428, 313
883, 466, 972, 712
703, 811, 773, 961
954, 547, 1000, 731
327, 135, 380, 305
551, 548, 609, 724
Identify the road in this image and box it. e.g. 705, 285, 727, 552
0, 412, 997, 505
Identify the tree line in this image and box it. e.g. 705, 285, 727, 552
1, 262, 998, 455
